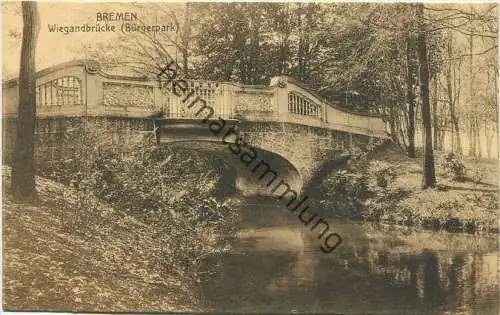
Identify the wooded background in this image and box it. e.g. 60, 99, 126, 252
3, 3, 499, 200
74, 3, 497, 159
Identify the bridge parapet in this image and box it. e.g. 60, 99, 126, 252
3, 60, 89, 117
2, 59, 389, 139
270, 76, 388, 138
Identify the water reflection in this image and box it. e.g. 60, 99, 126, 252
200, 199, 498, 314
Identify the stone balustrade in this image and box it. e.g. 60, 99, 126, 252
2, 59, 389, 139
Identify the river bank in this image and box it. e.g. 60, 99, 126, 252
2, 140, 240, 312
313, 143, 498, 234
2, 168, 201, 311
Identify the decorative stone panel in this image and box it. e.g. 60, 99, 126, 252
103, 82, 154, 108
234, 92, 274, 113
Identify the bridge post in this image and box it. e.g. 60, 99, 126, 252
153, 82, 165, 113
219, 83, 235, 118
84, 65, 102, 115
270, 77, 289, 122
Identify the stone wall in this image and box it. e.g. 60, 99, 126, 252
239, 121, 376, 183
3, 117, 155, 173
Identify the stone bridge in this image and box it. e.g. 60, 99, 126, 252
3, 60, 390, 195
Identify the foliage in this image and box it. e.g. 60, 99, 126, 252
3, 165, 200, 311
319, 169, 370, 219
439, 152, 467, 181
366, 160, 398, 188
318, 159, 401, 220
470, 156, 486, 184
40, 123, 239, 285
316, 146, 497, 233
71, 2, 498, 160
398, 189, 498, 233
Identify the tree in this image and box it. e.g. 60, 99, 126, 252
424, 3, 497, 157
270, 3, 293, 75
74, 2, 496, 161
406, 28, 417, 158
417, 3, 437, 189
180, 2, 191, 75
11, 1, 40, 201
444, 30, 462, 154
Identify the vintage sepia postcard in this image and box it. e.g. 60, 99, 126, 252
2, 1, 498, 314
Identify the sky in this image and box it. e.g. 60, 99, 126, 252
2, 2, 155, 79
2, 2, 496, 81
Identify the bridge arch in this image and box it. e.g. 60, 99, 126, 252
156, 139, 304, 197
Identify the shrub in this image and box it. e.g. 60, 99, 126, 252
470, 157, 486, 184
363, 187, 411, 223
41, 122, 239, 285
367, 160, 398, 188
61, 186, 115, 237
440, 152, 466, 181
319, 169, 370, 219
317, 160, 408, 222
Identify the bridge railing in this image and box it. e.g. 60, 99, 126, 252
270, 76, 388, 138
2, 60, 389, 138
159, 79, 219, 118
156, 80, 279, 121
3, 60, 89, 117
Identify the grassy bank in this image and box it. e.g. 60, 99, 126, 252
2, 167, 207, 311
3, 139, 239, 311
315, 143, 498, 233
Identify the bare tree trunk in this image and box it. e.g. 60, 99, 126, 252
277, 4, 291, 76
485, 121, 492, 158
446, 31, 462, 154
252, 8, 262, 84
432, 76, 439, 151
453, 118, 462, 154
296, 3, 305, 82
468, 8, 476, 157
406, 32, 416, 158
476, 119, 482, 157
11, 2, 39, 202
467, 121, 472, 155
181, 2, 190, 76
469, 120, 475, 156
417, 3, 436, 189
302, 4, 313, 83
451, 125, 455, 151
472, 120, 477, 157
497, 94, 499, 159
439, 130, 445, 151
